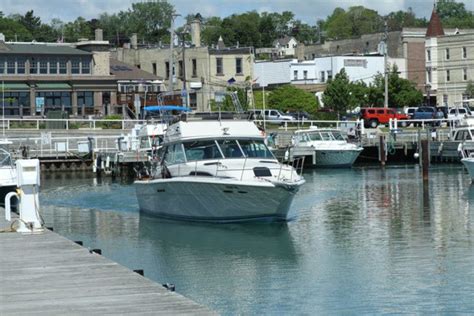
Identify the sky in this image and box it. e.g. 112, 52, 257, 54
0, 0, 473, 25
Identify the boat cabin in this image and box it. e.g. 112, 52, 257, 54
294, 129, 347, 144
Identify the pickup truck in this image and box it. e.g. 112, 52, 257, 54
360, 107, 409, 128
412, 106, 444, 126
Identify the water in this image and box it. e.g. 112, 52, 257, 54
40, 166, 474, 314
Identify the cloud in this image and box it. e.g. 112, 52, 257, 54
0, 0, 472, 24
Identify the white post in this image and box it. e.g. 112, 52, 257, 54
389, 118, 393, 130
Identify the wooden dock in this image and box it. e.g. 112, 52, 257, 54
0, 211, 215, 315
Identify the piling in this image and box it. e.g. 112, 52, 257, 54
421, 139, 429, 181
379, 135, 386, 166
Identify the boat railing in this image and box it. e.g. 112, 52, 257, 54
172, 158, 302, 183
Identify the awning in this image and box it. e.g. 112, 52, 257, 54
1, 83, 29, 90
143, 105, 192, 112
36, 83, 71, 90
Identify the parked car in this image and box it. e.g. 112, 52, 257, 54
252, 109, 295, 122
404, 107, 418, 119
412, 106, 444, 126
360, 107, 409, 128
288, 111, 310, 120
448, 107, 471, 121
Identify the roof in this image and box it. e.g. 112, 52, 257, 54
164, 120, 261, 143
273, 36, 295, 47
0, 43, 91, 55
109, 58, 162, 80
426, 7, 445, 37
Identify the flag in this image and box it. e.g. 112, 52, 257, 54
227, 77, 236, 85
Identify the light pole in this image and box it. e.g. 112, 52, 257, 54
383, 21, 389, 108
168, 12, 181, 92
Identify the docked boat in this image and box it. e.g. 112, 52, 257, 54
459, 141, 474, 181
0, 140, 17, 206
134, 120, 305, 222
293, 128, 363, 167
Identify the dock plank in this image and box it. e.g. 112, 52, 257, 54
0, 211, 216, 315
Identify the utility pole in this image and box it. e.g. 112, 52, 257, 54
384, 20, 389, 108
168, 13, 180, 92
180, 30, 189, 107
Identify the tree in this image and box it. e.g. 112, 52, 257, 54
127, 1, 174, 42
465, 81, 474, 99
0, 16, 32, 41
19, 10, 41, 33
437, 0, 474, 28
268, 85, 319, 115
322, 69, 353, 113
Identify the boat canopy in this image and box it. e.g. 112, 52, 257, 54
143, 105, 192, 112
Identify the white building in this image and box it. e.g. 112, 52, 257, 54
291, 56, 385, 85
273, 36, 298, 57
253, 59, 295, 87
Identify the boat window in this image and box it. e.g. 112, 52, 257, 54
163, 143, 186, 164
183, 140, 223, 161
0, 147, 11, 166
139, 136, 149, 149
332, 132, 345, 140
320, 132, 332, 140
217, 139, 244, 158
308, 132, 322, 141
237, 140, 274, 158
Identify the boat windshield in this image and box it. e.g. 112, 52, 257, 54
308, 132, 322, 141
0, 147, 12, 167
237, 139, 274, 159
332, 132, 345, 140
183, 140, 223, 161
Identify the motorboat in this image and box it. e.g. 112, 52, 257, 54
134, 120, 305, 222
459, 141, 474, 181
293, 128, 363, 167
0, 140, 17, 206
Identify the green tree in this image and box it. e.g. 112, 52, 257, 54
325, 8, 352, 40
0, 15, 32, 41
268, 85, 319, 115
322, 69, 353, 113
465, 81, 474, 98
437, 0, 474, 28
127, 1, 174, 42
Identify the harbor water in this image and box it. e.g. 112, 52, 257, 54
41, 165, 474, 314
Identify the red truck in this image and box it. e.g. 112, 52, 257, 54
360, 107, 409, 128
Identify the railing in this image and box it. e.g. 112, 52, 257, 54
0, 118, 146, 130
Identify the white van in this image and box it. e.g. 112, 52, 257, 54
252, 109, 294, 122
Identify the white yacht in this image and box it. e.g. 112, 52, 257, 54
293, 128, 363, 167
134, 120, 305, 222
0, 140, 17, 206
459, 141, 474, 182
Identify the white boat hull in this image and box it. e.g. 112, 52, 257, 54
135, 177, 303, 222
461, 158, 474, 181
313, 148, 363, 168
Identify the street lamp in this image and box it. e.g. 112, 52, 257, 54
425, 84, 431, 107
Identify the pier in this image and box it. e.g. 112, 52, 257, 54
0, 210, 215, 315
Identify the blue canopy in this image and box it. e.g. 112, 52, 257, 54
143, 105, 192, 112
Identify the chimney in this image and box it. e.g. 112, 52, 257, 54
95, 28, 103, 41
131, 33, 138, 49
190, 13, 202, 47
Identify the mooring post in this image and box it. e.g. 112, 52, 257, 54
379, 135, 386, 167
421, 139, 429, 181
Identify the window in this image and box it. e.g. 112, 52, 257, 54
77, 91, 94, 108
152, 63, 157, 75
293, 70, 298, 80
216, 57, 223, 75
7, 58, 15, 74
71, 58, 80, 74
192, 59, 197, 77
463, 68, 468, 81
320, 71, 325, 82
30, 58, 37, 74
235, 57, 242, 74
237, 140, 274, 158
217, 139, 243, 158
164, 143, 186, 164
178, 60, 183, 78
59, 58, 67, 74
81, 58, 90, 74
377, 109, 384, 114
327, 70, 333, 81
49, 58, 57, 74
165, 62, 170, 79
39, 59, 48, 74
445, 48, 450, 60
183, 140, 222, 161
17, 58, 25, 74
303, 70, 308, 80
426, 49, 431, 61
443, 94, 448, 106
446, 70, 450, 82
0, 58, 4, 74
463, 47, 467, 59
427, 68, 432, 83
